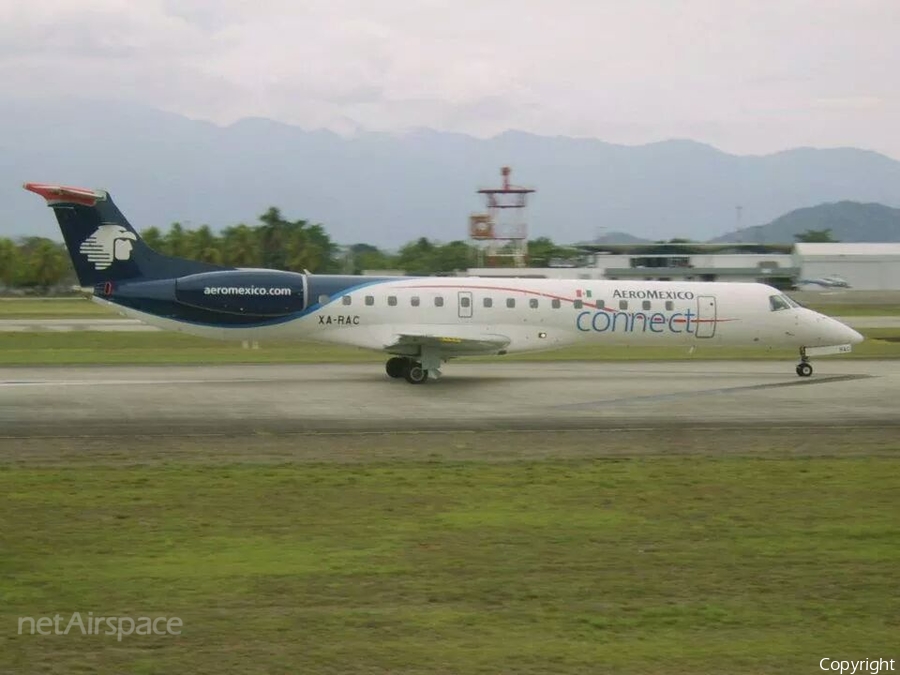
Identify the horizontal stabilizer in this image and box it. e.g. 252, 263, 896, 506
23, 183, 106, 206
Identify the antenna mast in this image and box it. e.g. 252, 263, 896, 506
468, 166, 535, 268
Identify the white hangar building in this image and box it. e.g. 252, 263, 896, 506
466, 244, 799, 289
794, 243, 900, 291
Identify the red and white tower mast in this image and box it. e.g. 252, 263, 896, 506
468, 166, 535, 268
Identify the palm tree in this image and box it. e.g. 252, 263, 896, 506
165, 223, 188, 258
397, 237, 437, 275
222, 224, 261, 267
188, 225, 223, 264
285, 228, 321, 272
141, 226, 166, 254
257, 207, 289, 270
28, 240, 69, 291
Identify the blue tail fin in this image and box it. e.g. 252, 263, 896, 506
24, 183, 227, 287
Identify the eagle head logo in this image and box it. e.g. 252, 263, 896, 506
79, 224, 137, 270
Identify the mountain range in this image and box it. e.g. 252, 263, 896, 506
3, 97, 900, 247
711, 201, 900, 243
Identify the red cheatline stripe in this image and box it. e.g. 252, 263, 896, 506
402, 283, 736, 323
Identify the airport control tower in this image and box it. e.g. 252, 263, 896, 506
469, 166, 535, 268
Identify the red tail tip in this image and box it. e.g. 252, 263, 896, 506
23, 183, 105, 206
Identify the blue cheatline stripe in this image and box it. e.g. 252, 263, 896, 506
107, 278, 395, 329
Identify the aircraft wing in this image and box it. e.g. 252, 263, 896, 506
383, 329, 510, 356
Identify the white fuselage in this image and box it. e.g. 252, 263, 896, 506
100, 277, 863, 357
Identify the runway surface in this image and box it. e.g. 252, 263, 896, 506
2, 360, 898, 436
0, 318, 158, 331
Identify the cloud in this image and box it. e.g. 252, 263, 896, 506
0, 0, 898, 156
813, 96, 884, 111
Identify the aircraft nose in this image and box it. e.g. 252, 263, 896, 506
828, 317, 864, 345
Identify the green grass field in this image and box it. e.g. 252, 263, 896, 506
1, 328, 899, 365
806, 304, 900, 316
1, 452, 897, 674
0, 297, 116, 318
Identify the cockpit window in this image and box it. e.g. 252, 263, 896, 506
769, 295, 791, 311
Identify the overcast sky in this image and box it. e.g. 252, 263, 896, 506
2, 0, 899, 158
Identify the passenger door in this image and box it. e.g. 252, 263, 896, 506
695, 295, 717, 338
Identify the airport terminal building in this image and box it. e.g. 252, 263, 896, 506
464, 243, 900, 291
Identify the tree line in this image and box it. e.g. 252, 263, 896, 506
0, 207, 584, 292
5, 208, 827, 293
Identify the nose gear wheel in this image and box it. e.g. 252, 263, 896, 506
795, 348, 813, 377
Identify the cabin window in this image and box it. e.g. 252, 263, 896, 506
769, 295, 790, 311
596, 299, 605, 309
342, 295, 351, 306
642, 300, 651, 311
483, 297, 493, 308
460, 296, 471, 308
551, 298, 561, 309
573, 299, 583, 309
506, 298, 516, 308
365, 295, 374, 306
529, 298, 539, 309
435, 296, 444, 307
665, 301, 674, 311
318, 294, 330, 304
387, 295, 397, 307
619, 300, 628, 310
411, 296, 420, 307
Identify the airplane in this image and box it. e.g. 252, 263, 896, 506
24, 183, 864, 383
797, 275, 852, 289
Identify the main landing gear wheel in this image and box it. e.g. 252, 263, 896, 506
385, 357, 408, 379
404, 363, 429, 384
